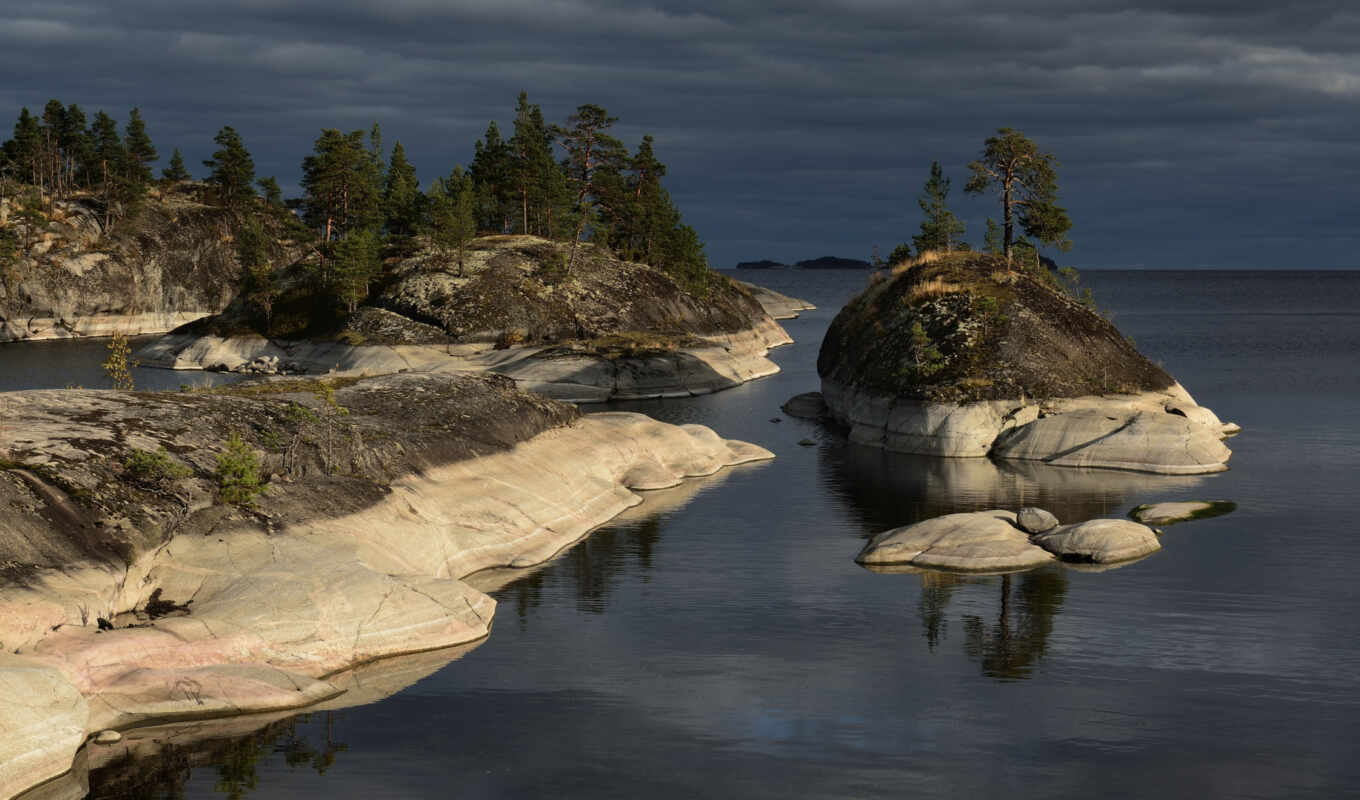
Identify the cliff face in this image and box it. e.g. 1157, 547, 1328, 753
0, 184, 299, 342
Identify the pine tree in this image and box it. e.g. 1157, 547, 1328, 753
58, 105, 92, 191
510, 92, 558, 236
428, 171, 477, 276
162, 148, 191, 182
90, 111, 128, 227
382, 141, 421, 236
913, 161, 965, 254
123, 107, 158, 186
256, 176, 282, 206
40, 100, 65, 199
965, 128, 1072, 265
300, 129, 380, 241
202, 126, 256, 211
327, 227, 382, 314
983, 218, 1003, 256
554, 104, 626, 259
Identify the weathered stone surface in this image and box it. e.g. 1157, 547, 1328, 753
91, 731, 120, 745
991, 406, 1231, 474
0, 186, 297, 344
1017, 507, 1060, 534
0, 656, 88, 800
1129, 500, 1237, 526
856, 510, 1054, 572
1031, 519, 1162, 563
0, 376, 774, 800
140, 315, 791, 403
736, 280, 816, 319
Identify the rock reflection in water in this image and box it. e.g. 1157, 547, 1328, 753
466, 466, 741, 625
821, 441, 1206, 535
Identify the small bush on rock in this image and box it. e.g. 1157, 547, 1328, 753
125, 447, 191, 486
216, 432, 263, 505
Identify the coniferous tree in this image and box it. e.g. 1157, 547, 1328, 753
90, 111, 128, 227
123, 107, 158, 186
40, 100, 65, 199
554, 104, 626, 258
6, 108, 41, 187
913, 161, 965, 254
162, 148, 191, 182
509, 92, 560, 236
300, 128, 380, 241
58, 105, 91, 191
203, 126, 256, 212
256, 176, 282, 207
983, 218, 1003, 256
428, 170, 477, 275
328, 227, 382, 314
382, 141, 421, 236
469, 121, 514, 233
965, 128, 1071, 265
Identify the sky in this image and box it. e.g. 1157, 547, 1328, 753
1, 0, 1357, 268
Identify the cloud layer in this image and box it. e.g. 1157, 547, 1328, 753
2, 0, 1356, 267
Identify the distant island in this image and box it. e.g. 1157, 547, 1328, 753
733, 255, 873, 270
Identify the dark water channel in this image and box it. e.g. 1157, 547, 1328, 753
10, 269, 1360, 798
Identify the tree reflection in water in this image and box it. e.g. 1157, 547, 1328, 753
87, 712, 346, 800
961, 568, 1068, 680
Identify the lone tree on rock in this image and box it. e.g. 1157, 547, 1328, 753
203, 126, 255, 212
913, 161, 965, 254
965, 128, 1071, 266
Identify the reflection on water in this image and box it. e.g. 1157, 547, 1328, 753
821, 440, 1206, 534
960, 569, 1067, 681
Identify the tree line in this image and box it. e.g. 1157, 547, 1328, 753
890, 127, 1073, 268
0, 93, 714, 325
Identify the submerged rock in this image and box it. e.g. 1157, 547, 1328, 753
1129, 500, 1237, 526
782, 391, 828, 419
1030, 519, 1161, 564
856, 510, 1054, 572
816, 252, 1237, 473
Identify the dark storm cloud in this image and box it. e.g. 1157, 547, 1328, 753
2, 0, 1357, 266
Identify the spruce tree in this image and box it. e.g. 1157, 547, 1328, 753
469, 121, 513, 233
123, 107, 158, 186
913, 161, 965, 254
203, 126, 256, 211
382, 141, 421, 236
162, 148, 191, 182
90, 111, 128, 227
58, 105, 92, 191
8, 108, 41, 186
510, 92, 558, 236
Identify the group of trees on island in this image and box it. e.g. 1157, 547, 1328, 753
890, 128, 1073, 269
0, 92, 713, 327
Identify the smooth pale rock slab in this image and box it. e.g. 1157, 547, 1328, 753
92, 730, 121, 745
0, 656, 88, 800
737, 280, 816, 319
1031, 519, 1161, 564
856, 510, 1054, 572
1129, 500, 1237, 526
992, 409, 1231, 474
1017, 507, 1060, 534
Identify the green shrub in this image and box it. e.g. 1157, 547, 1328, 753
216, 432, 263, 505
125, 447, 191, 485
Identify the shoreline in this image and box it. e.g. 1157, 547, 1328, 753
0, 404, 773, 800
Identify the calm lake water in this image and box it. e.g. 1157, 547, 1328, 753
9, 269, 1360, 799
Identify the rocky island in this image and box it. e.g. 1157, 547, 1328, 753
140, 234, 795, 402
813, 252, 1237, 473
0, 373, 772, 798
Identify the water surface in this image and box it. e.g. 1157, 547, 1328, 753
10, 270, 1360, 799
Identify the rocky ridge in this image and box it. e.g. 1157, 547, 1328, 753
0, 374, 773, 799
141, 235, 795, 402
